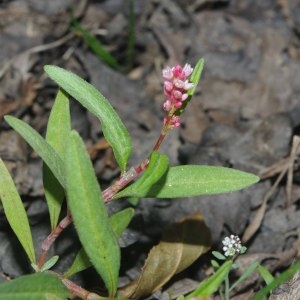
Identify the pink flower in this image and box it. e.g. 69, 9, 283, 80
164, 81, 173, 92
161, 63, 194, 126
183, 63, 193, 77
163, 100, 171, 111
162, 66, 174, 80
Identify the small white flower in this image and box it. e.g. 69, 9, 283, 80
222, 235, 242, 257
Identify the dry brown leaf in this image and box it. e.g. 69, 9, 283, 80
120, 213, 211, 299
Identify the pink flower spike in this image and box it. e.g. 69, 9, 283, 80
183, 63, 193, 77
162, 67, 173, 80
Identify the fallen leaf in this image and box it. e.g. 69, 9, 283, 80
120, 213, 211, 299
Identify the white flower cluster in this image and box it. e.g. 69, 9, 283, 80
222, 235, 242, 257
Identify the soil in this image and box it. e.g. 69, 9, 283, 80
0, 0, 300, 299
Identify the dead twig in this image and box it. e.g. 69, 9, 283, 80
242, 135, 300, 243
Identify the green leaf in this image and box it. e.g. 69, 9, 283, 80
40, 255, 60, 272
0, 159, 36, 263
189, 58, 205, 96
4, 116, 65, 188
44, 65, 132, 172
144, 165, 259, 198
65, 131, 120, 296
211, 260, 220, 269
43, 89, 70, 229
176, 58, 205, 116
212, 251, 226, 261
63, 248, 90, 279
72, 20, 120, 70
0, 273, 70, 299
252, 260, 300, 300
257, 264, 274, 285
115, 151, 169, 199
230, 262, 259, 291
186, 260, 233, 299
64, 208, 134, 278
109, 207, 135, 237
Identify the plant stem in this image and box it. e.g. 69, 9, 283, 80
224, 276, 230, 300
102, 159, 149, 202
102, 121, 170, 202
48, 271, 103, 300
37, 213, 73, 268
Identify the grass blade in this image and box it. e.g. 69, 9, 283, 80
72, 20, 120, 70
186, 260, 233, 299
252, 260, 300, 300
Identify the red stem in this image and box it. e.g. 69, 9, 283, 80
61, 276, 102, 299
48, 271, 102, 300
37, 213, 73, 268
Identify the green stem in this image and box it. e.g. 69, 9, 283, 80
224, 275, 230, 300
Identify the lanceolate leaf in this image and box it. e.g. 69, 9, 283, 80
115, 151, 169, 199
65, 131, 120, 296
44, 65, 132, 172
0, 159, 36, 264
0, 273, 70, 299
64, 208, 134, 278
189, 58, 205, 96
144, 165, 259, 198
109, 207, 135, 237
4, 116, 65, 188
43, 89, 70, 229
63, 248, 90, 279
